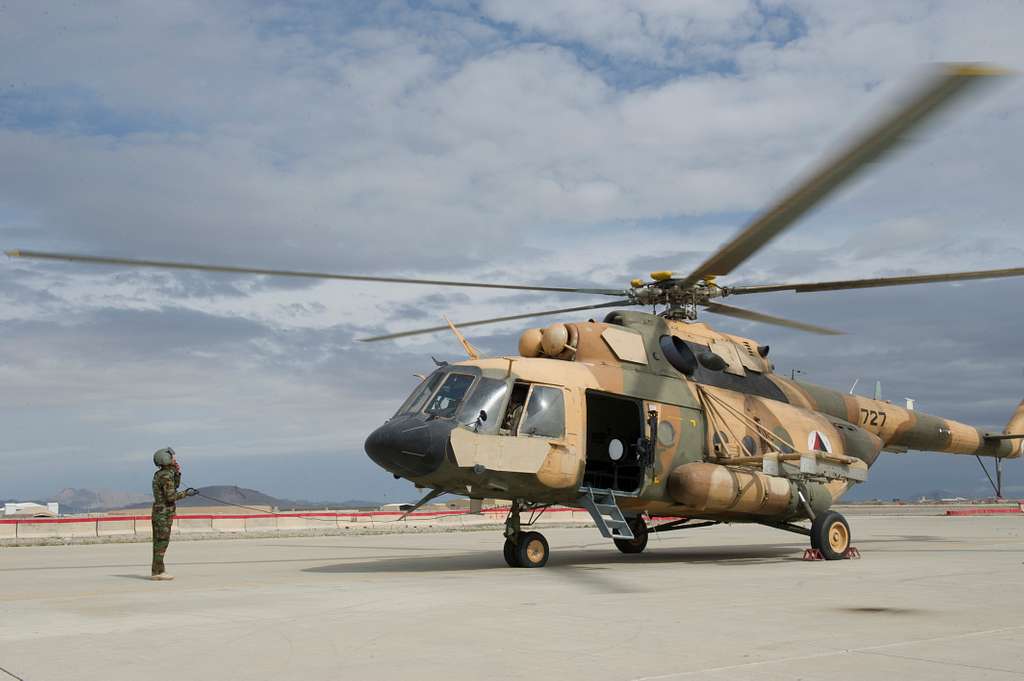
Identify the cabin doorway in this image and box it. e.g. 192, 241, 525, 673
583, 391, 645, 493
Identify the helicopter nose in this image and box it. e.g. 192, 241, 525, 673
364, 417, 448, 478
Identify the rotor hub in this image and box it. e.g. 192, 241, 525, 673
625, 273, 723, 320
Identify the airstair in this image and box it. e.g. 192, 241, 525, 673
578, 487, 634, 540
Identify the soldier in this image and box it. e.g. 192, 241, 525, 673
150, 447, 197, 581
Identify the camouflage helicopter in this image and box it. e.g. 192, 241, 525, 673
7, 64, 1024, 568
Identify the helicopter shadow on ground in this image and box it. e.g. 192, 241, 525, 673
302, 543, 802, 578
854, 535, 957, 543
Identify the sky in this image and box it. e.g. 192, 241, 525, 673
1, 1, 1023, 503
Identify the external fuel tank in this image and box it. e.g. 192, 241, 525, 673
667, 462, 799, 517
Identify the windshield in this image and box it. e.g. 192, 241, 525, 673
394, 370, 445, 417
425, 373, 476, 418
456, 377, 510, 434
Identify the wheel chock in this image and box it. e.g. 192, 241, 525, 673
842, 546, 861, 559
802, 548, 824, 561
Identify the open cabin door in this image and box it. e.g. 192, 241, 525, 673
582, 391, 653, 494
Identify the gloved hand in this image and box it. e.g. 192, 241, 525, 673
185, 487, 199, 497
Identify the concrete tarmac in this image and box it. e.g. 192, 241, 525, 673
1, 515, 1022, 681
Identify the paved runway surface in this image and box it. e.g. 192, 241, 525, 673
1, 515, 1022, 681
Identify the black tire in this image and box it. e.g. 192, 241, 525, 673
503, 537, 520, 567
614, 518, 649, 554
515, 531, 549, 568
811, 511, 851, 560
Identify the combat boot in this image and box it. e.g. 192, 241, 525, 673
150, 573, 175, 581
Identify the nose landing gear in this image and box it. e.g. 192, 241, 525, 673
502, 500, 551, 568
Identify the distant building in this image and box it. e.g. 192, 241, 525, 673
379, 503, 414, 512
3, 502, 59, 518
379, 499, 502, 513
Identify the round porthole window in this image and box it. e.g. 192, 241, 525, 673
657, 421, 675, 446
608, 438, 625, 461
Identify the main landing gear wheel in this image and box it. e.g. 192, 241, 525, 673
515, 531, 550, 568
614, 517, 649, 554
811, 511, 851, 560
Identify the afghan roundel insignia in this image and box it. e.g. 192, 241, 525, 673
807, 431, 832, 453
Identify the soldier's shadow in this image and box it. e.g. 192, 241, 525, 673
303, 543, 801, 576
112, 574, 157, 581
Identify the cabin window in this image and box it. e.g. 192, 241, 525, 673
519, 386, 565, 439
425, 373, 476, 418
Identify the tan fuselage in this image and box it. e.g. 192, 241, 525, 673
398, 312, 1022, 523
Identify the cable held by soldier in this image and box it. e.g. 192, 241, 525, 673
150, 447, 198, 581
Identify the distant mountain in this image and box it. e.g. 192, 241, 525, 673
33, 486, 382, 513
178, 486, 383, 510
178, 485, 281, 508
55, 488, 152, 513
121, 485, 382, 511
113, 485, 281, 510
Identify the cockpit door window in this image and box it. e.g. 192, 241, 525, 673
519, 386, 566, 439
456, 377, 509, 433
500, 382, 530, 434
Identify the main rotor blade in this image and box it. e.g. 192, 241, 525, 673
4, 249, 625, 296
726, 266, 1024, 295
359, 299, 632, 342
702, 301, 843, 335
677, 63, 1006, 289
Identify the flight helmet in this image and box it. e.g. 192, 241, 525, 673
153, 447, 176, 467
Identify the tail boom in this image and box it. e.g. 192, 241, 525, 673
777, 379, 1023, 460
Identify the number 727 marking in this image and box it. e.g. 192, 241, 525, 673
860, 408, 887, 427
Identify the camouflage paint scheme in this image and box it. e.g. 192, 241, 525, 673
367, 310, 1023, 526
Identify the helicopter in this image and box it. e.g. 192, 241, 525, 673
7, 63, 1024, 567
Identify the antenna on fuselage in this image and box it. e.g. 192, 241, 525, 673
443, 315, 481, 360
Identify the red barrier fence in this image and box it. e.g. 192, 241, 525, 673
0, 507, 595, 541
0, 506, 553, 525
945, 505, 1024, 516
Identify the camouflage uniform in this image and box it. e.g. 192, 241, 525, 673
151, 465, 189, 576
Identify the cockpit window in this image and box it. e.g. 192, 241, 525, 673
425, 373, 476, 418
457, 377, 509, 434
394, 371, 445, 416
519, 386, 565, 438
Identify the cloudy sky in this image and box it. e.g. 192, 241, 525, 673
2, 1, 1022, 503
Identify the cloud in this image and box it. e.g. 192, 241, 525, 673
2, 1, 1023, 501
479, 1, 805, 70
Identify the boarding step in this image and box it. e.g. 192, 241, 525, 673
578, 487, 634, 540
